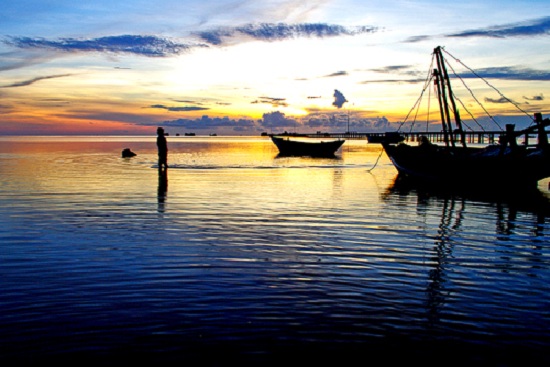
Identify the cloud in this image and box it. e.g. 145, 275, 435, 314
332, 89, 347, 109
141, 111, 396, 135
150, 115, 261, 133
404, 16, 550, 43
448, 16, 550, 38
460, 67, 550, 81
262, 111, 297, 129
363, 64, 550, 84
484, 97, 514, 104
0, 50, 56, 71
524, 94, 544, 101
150, 104, 209, 112
0, 103, 13, 112
5, 35, 206, 57
195, 29, 234, 46
324, 71, 348, 77
1, 73, 73, 88
403, 35, 432, 43
251, 97, 288, 107
360, 64, 426, 83
359, 78, 426, 84
370, 65, 416, 74
196, 22, 378, 45
4, 23, 376, 60
172, 99, 203, 104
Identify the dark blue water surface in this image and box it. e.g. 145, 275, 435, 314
1, 137, 549, 365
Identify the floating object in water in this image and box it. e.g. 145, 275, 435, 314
121, 148, 137, 158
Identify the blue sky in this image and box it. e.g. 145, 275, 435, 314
1, 0, 550, 135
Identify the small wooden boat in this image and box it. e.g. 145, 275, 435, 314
270, 135, 345, 157
381, 46, 550, 188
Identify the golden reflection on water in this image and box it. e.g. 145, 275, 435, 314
0, 137, 390, 232
2, 135, 549, 201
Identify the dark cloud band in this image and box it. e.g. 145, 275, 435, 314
448, 16, 550, 38
4, 23, 376, 57
405, 16, 550, 43
1, 74, 73, 88
460, 67, 550, 81
5, 35, 206, 57
196, 23, 378, 45
150, 104, 209, 112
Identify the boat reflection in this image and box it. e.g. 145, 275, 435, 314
382, 174, 549, 325
383, 174, 550, 217
274, 153, 344, 162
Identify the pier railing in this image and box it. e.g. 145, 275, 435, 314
300, 131, 540, 145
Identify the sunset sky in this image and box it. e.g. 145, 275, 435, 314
1, 0, 550, 135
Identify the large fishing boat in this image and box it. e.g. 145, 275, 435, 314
381, 46, 550, 188
270, 135, 345, 157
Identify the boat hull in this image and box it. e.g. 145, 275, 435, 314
382, 143, 550, 188
271, 136, 345, 157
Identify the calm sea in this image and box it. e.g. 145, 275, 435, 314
1, 136, 549, 365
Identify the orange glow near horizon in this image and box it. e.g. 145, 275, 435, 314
2, 52, 549, 136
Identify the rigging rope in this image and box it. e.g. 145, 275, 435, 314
396, 55, 436, 133
442, 48, 534, 125
452, 93, 486, 132
366, 146, 385, 172
444, 58, 501, 131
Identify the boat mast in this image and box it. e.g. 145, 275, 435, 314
434, 46, 467, 148
433, 68, 450, 147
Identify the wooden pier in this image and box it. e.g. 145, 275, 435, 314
299, 130, 539, 145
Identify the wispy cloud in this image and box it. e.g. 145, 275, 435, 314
403, 35, 432, 43
5, 35, 206, 57
460, 67, 550, 81
484, 97, 512, 104
196, 23, 378, 45
251, 97, 288, 107
150, 104, 209, 112
363, 63, 550, 83
0, 50, 56, 72
359, 66, 550, 84
4, 23, 376, 59
324, 71, 348, 77
370, 65, 416, 74
524, 94, 544, 101
448, 16, 550, 38
404, 16, 550, 43
359, 78, 426, 84
360, 65, 426, 84
1, 73, 74, 88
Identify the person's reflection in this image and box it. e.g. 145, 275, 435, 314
157, 168, 168, 213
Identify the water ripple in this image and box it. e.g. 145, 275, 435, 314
1, 137, 550, 364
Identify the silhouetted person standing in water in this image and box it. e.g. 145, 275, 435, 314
157, 127, 168, 170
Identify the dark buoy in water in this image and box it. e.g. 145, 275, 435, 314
122, 148, 137, 158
